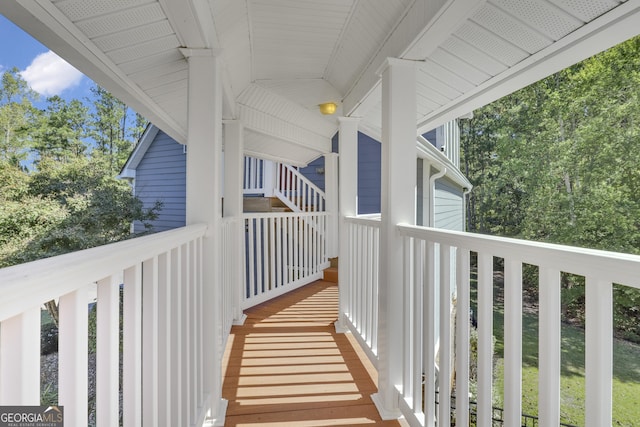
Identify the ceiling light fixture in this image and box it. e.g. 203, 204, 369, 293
318, 102, 338, 115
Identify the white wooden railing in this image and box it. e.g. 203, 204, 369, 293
275, 163, 326, 212
343, 215, 380, 365
221, 218, 240, 340
0, 225, 233, 427
243, 156, 265, 195
343, 221, 640, 427
243, 211, 329, 309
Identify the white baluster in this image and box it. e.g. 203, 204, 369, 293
0, 309, 40, 405
59, 287, 89, 426
97, 274, 121, 426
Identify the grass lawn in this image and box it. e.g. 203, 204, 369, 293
482, 284, 640, 426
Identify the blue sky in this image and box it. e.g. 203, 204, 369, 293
0, 14, 94, 104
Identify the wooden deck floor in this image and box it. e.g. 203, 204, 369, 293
222, 280, 408, 426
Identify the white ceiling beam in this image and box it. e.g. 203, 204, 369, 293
239, 105, 331, 154
342, 0, 485, 118
416, 0, 640, 133
243, 149, 309, 169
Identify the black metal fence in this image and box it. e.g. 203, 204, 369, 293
436, 391, 579, 427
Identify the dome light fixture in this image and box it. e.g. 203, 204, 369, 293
318, 102, 338, 115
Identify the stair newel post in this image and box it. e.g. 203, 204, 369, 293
372, 58, 417, 420
223, 120, 247, 326
336, 117, 359, 333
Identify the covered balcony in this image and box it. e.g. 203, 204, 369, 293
1, 1, 640, 426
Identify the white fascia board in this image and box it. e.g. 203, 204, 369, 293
3, 1, 188, 143
417, 0, 640, 133
120, 124, 160, 177
417, 135, 472, 190
343, 0, 485, 118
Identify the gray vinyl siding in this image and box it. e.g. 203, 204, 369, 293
133, 131, 186, 233
434, 177, 464, 231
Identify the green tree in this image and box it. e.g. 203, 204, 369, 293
32, 96, 89, 162
0, 68, 38, 165
461, 35, 640, 339
90, 85, 135, 173
0, 83, 159, 327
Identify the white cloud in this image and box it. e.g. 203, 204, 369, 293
20, 51, 83, 96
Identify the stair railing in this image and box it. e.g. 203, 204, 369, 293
274, 163, 326, 212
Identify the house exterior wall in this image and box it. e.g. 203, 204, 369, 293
133, 130, 186, 233
298, 131, 382, 215
358, 132, 382, 215
434, 177, 464, 231
299, 156, 326, 191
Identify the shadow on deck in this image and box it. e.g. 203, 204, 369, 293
222, 280, 407, 426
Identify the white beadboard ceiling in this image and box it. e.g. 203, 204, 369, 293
1, 0, 638, 165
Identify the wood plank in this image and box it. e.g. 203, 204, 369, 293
222, 280, 407, 426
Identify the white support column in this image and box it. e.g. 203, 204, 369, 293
372, 58, 417, 419
181, 47, 226, 425
224, 120, 247, 325
336, 117, 359, 333
324, 152, 339, 258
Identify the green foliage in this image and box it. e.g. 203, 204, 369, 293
0, 79, 156, 270
90, 85, 135, 173
32, 95, 89, 161
41, 323, 59, 355
0, 68, 39, 165
461, 35, 640, 339
0, 157, 160, 266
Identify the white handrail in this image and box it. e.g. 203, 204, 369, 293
275, 163, 326, 212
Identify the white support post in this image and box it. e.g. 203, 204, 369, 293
224, 119, 247, 325
0, 308, 40, 405
336, 117, 359, 333
59, 287, 89, 427
372, 58, 417, 419
181, 47, 226, 425
325, 152, 339, 258
262, 160, 276, 197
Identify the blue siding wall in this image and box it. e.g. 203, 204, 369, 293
299, 156, 326, 191
357, 132, 381, 214
434, 177, 464, 231
133, 131, 186, 233
301, 132, 382, 214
